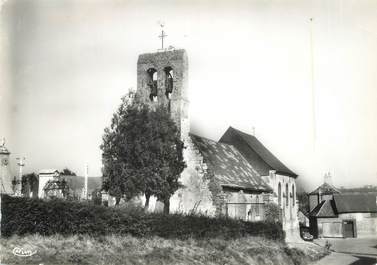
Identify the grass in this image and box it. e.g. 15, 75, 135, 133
0, 234, 329, 265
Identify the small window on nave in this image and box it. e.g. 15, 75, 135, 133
292, 184, 295, 207
164, 67, 174, 99
286, 183, 289, 207
147, 68, 158, 101
278, 183, 282, 207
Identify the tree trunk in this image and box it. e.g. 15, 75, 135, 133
163, 198, 170, 214
144, 193, 150, 210
115, 196, 121, 206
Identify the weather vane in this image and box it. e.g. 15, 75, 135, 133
158, 21, 167, 50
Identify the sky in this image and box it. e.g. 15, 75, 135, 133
0, 0, 376, 191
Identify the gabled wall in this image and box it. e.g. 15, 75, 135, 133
263, 171, 299, 241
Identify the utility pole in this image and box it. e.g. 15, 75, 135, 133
309, 17, 317, 150
16, 157, 25, 196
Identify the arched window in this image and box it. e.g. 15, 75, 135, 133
278, 183, 282, 207
286, 183, 289, 207
256, 194, 260, 217
292, 184, 295, 207
164, 67, 174, 99
147, 68, 158, 101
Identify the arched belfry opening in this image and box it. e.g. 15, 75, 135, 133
147, 68, 158, 101
136, 49, 188, 137
164, 67, 174, 99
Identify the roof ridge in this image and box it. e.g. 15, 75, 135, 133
191, 132, 235, 148
225, 127, 297, 177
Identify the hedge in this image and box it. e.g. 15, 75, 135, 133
1, 195, 284, 240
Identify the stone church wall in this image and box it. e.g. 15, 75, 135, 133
170, 136, 218, 216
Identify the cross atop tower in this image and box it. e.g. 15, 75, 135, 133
158, 23, 167, 50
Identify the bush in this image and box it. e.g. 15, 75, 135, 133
264, 203, 281, 223
1, 195, 284, 240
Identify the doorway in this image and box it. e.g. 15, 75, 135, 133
343, 220, 356, 238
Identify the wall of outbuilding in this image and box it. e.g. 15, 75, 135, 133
315, 213, 377, 238
339, 213, 377, 238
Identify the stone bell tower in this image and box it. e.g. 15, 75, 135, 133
0, 138, 14, 194
136, 49, 189, 140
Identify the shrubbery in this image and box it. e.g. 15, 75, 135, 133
1, 195, 284, 240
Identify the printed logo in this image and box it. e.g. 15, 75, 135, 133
12, 246, 37, 257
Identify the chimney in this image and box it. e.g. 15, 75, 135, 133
251, 126, 256, 136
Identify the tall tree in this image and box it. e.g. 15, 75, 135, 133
60, 168, 77, 176
100, 92, 186, 213
21, 173, 39, 198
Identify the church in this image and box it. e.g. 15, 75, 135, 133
135, 48, 299, 238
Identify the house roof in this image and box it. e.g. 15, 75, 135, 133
38, 169, 60, 175
309, 199, 337, 217
219, 127, 297, 178
309, 182, 341, 195
190, 134, 272, 193
299, 208, 310, 217
333, 194, 377, 213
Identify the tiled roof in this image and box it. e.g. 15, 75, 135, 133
333, 194, 377, 213
309, 182, 341, 195
219, 127, 297, 178
39, 169, 60, 175
309, 200, 325, 216
309, 199, 337, 217
190, 134, 272, 192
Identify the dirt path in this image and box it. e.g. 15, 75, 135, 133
311, 238, 377, 265
312, 252, 377, 265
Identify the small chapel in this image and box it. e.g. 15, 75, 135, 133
135, 47, 300, 238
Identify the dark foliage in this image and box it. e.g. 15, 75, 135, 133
1, 195, 284, 241
21, 173, 39, 198
60, 168, 77, 176
297, 192, 309, 214
91, 189, 102, 205
100, 92, 186, 212
283, 247, 307, 265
